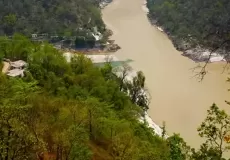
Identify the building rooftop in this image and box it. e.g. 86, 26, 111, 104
10, 60, 27, 68
7, 69, 25, 77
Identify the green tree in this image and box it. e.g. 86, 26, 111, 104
28, 43, 71, 80
126, 71, 149, 111
0, 34, 32, 61
115, 63, 132, 91
194, 104, 230, 159
3, 14, 17, 35
0, 77, 41, 160
167, 134, 191, 160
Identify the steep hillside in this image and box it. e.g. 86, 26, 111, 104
147, 0, 230, 60
0, 0, 105, 36
0, 34, 171, 160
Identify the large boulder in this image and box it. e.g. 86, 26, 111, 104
106, 44, 121, 52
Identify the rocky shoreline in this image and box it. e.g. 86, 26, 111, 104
99, 0, 113, 9
60, 39, 121, 55
182, 48, 225, 63
63, 51, 167, 137
147, 15, 226, 63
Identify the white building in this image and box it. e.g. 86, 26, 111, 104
6, 60, 27, 77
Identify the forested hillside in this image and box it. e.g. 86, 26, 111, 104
0, 0, 105, 36
0, 34, 170, 160
147, 0, 230, 54
1, 34, 230, 159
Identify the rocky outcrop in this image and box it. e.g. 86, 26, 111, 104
182, 48, 226, 62
106, 44, 121, 52
99, 0, 113, 9
104, 40, 121, 52
146, 14, 227, 63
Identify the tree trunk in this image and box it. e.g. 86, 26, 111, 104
5, 125, 12, 160
56, 145, 60, 160
89, 109, 93, 140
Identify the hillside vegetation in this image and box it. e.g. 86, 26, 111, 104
0, 0, 105, 36
1, 34, 230, 159
0, 34, 170, 160
147, 0, 230, 54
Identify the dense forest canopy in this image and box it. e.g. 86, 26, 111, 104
0, 0, 105, 36
147, 0, 230, 53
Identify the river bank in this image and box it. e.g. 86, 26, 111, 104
63, 51, 166, 137
100, 0, 113, 9
148, 18, 226, 63
145, 2, 226, 63
60, 40, 120, 55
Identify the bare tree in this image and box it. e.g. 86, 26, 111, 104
114, 62, 132, 91
192, 39, 230, 81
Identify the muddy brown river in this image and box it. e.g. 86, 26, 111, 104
102, 0, 230, 148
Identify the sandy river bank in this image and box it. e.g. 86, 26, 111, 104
102, 0, 230, 149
